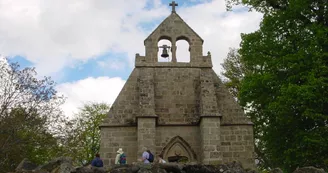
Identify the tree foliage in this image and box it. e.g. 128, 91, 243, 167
224, 0, 328, 171
221, 48, 247, 98
62, 103, 109, 166
0, 58, 66, 172
221, 49, 272, 170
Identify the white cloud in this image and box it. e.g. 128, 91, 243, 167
177, 1, 262, 73
97, 59, 126, 70
0, 0, 168, 75
56, 76, 125, 117
0, 0, 263, 117
0, 0, 262, 77
155, 1, 262, 70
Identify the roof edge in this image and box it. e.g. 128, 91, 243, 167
143, 12, 204, 45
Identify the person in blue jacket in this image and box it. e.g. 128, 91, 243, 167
91, 153, 103, 167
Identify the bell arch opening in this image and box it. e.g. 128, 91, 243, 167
161, 136, 196, 163
176, 37, 190, 62
158, 37, 172, 62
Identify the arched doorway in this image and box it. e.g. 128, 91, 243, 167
161, 136, 196, 163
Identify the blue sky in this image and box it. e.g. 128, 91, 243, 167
0, 0, 262, 117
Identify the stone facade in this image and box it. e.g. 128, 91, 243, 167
100, 2, 254, 169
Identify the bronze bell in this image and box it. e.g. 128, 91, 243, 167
159, 45, 170, 58
161, 47, 169, 58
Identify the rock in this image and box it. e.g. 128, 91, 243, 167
149, 165, 167, 173
91, 167, 106, 173
110, 164, 139, 173
224, 161, 246, 173
131, 165, 141, 173
137, 168, 152, 173
75, 166, 93, 173
293, 166, 326, 173
158, 163, 182, 173
182, 165, 218, 173
216, 164, 229, 173
57, 163, 75, 173
15, 158, 38, 172
270, 168, 283, 173
37, 157, 72, 172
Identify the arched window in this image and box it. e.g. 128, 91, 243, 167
158, 37, 172, 62
176, 37, 190, 62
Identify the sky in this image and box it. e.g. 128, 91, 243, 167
0, 0, 262, 117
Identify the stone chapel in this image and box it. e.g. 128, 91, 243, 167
100, 1, 255, 169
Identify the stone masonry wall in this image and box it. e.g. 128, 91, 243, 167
101, 69, 139, 126
200, 69, 220, 117
155, 126, 201, 162
220, 125, 255, 169
137, 118, 156, 158
200, 117, 222, 164
138, 68, 156, 117
211, 70, 251, 125
144, 13, 204, 64
100, 127, 137, 165
154, 68, 200, 125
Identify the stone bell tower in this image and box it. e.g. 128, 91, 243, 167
100, 1, 255, 169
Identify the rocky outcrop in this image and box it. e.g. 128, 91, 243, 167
12, 159, 327, 173
15, 158, 39, 172
293, 166, 326, 173
37, 157, 74, 173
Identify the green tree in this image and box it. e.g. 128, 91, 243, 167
221, 48, 247, 98
221, 49, 271, 169
225, 0, 328, 172
0, 58, 66, 172
63, 102, 109, 165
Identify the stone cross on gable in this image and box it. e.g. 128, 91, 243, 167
169, 1, 178, 13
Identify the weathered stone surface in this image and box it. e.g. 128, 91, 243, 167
15, 158, 38, 172
157, 163, 182, 173
11, 158, 328, 173
56, 163, 75, 173
90, 167, 106, 173
182, 165, 219, 173
137, 168, 152, 173
293, 166, 326, 173
75, 166, 93, 173
37, 157, 72, 172
110, 164, 140, 173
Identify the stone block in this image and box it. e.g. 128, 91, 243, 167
203, 145, 216, 151
225, 135, 237, 141
230, 146, 245, 152
232, 152, 250, 158
210, 140, 220, 145
244, 135, 253, 141
222, 152, 232, 157
221, 142, 231, 146
210, 152, 221, 158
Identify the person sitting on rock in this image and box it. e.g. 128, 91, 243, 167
91, 153, 103, 167
157, 154, 166, 163
139, 147, 154, 164
140, 147, 150, 164
115, 148, 127, 165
